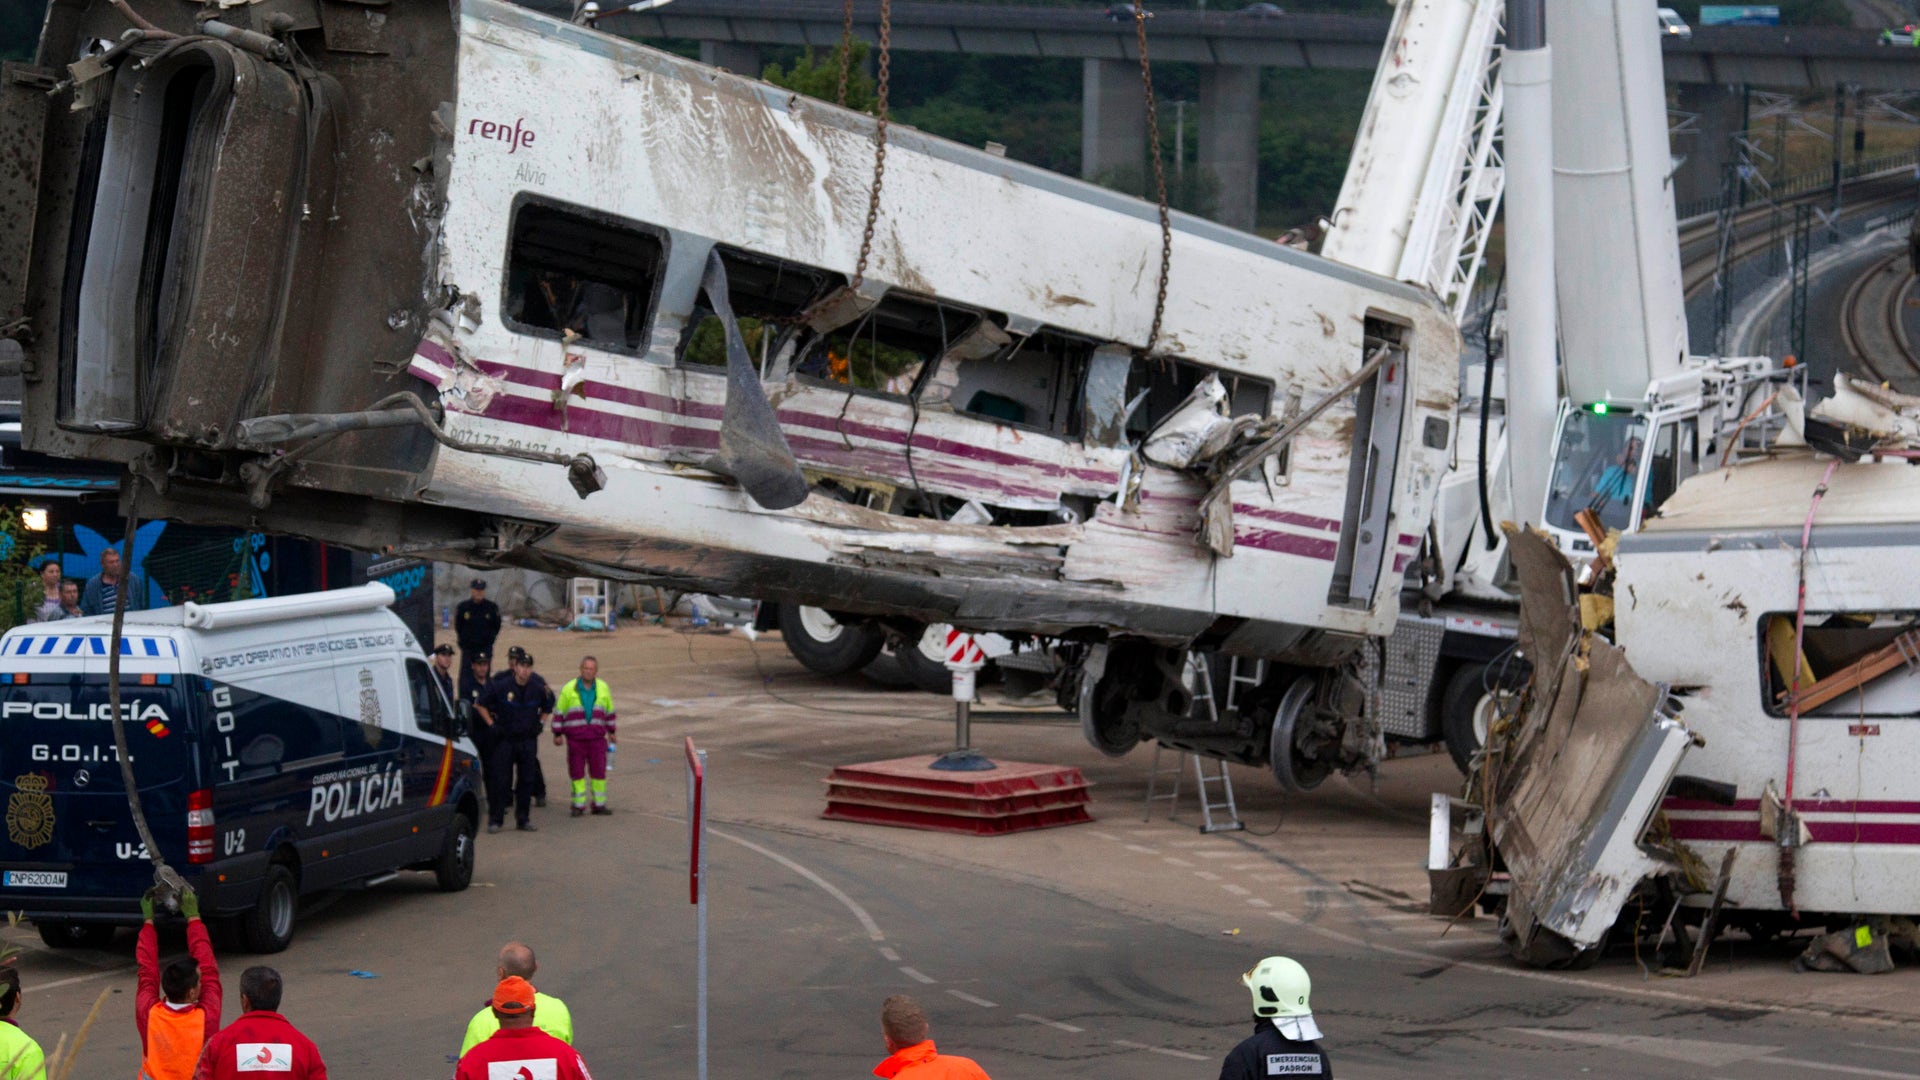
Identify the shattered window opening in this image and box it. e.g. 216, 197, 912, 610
796, 294, 978, 399
502, 198, 665, 355
1759, 610, 1920, 719
944, 329, 1094, 438
1124, 358, 1272, 442
678, 246, 842, 376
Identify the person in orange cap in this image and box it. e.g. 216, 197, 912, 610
454, 977, 593, 1080
872, 995, 991, 1079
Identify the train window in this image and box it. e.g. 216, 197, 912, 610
795, 295, 978, 398
502, 200, 665, 354
1759, 610, 1920, 719
678, 247, 841, 375
1124, 358, 1272, 441
934, 330, 1093, 438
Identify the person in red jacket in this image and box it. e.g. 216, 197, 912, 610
135, 887, 223, 1080
455, 977, 593, 1080
872, 996, 992, 1080
195, 966, 327, 1079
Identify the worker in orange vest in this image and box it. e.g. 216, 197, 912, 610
871, 996, 992, 1080
135, 887, 223, 1080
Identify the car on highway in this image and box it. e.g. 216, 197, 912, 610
1104, 4, 1152, 20
1878, 24, 1918, 45
0, 585, 481, 954
1236, 3, 1286, 15
1657, 7, 1692, 39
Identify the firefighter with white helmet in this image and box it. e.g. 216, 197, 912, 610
1218, 955, 1332, 1078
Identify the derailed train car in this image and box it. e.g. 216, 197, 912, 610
1, 0, 1460, 786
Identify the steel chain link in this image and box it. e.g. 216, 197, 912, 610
836, 0, 855, 107
1134, 4, 1173, 357
852, 0, 892, 290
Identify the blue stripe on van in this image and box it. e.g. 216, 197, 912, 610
5, 636, 179, 659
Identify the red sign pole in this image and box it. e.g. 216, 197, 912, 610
684, 736, 708, 1080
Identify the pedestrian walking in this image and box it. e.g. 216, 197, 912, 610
475, 647, 554, 833
454, 580, 501, 671
0, 964, 44, 1080
135, 888, 222, 1080
872, 995, 991, 1080
460, 943, 573, 1056
80, 547, 145, 616
1218, 956, 1332, 1079
454, 978, 593, 1080
553, 656, 617, 817
194, 966, 327, 1080
430, 643, 457, 702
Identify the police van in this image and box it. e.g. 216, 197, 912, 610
0, 584, 480, 952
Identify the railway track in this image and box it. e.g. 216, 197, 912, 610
1841, 246, 1920, 388
1677, 173, 1916, 300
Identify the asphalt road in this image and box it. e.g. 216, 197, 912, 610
8, 628, 1920, 1078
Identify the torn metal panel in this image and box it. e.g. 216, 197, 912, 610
1491, 528, 1694, 957
699, 248, 810, 509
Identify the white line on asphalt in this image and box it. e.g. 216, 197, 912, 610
945, 989, 999, 1008
1124, 844, 1159, 854
1221, 884, 1250, 896
711, 827, 886, 942
1245, 898, 1272, 908
797, 761, 833, 770
28, 963, 134, 993
1018, 1013, 1085, 1034
1194, 871, 1221, 881
1162, 857, 1194, 867
741, 750, 781, 760
880, 947, 901, 962
1195, 851, 1237, 859
1854, 1045, 1920, 1057
898, 966, 937, 985
1085, 831, 1121, 842
1113, 1040, 1208, 1061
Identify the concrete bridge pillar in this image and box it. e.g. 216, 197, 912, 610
1672, 82, 1746, 217
1200, 64, 1260, 232
700, 41, 763, 77
1082, 58, 1147, 182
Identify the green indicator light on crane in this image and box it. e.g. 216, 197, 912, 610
1590, 402, 1610, 416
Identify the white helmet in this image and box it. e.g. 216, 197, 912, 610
1242, 956, 1323, 1041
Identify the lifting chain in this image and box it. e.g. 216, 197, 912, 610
836, 0, 856, 107
1133, 4, 1173, 357
851, 0, 893, 290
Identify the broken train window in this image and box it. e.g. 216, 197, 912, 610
678, 246, 841, 376
795, 294, 979, 398
1124, 357, 1272, 442
1759, 610, 1920, 718
922, 329, 1094, 438
502, 198, 665, 354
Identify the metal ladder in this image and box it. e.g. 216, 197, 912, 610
1142, 656, 1250, 833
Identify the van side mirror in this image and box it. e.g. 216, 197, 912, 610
453, 699, 473, 739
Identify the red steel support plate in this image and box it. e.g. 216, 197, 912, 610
824, 757, 1092, 799
822, 800, 1094, 836
824, 784, 1091, 818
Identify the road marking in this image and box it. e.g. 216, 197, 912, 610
711, 827, 886, 942
1085, 830, 1121, 842
946, 989, 999, 1008
1018, 1013, 1085, 1033
1194, 871, 1221, 881
1855, 1045, 1920, 1057
880, 947, 901, 962
741, 750, 782, 760
898, 966, 937, 985
1245, 898, 1272, 908
1124, 844, 1159, 855
1763, 1059, 1920, 1080
1113, 1039, 1208, 1061
1221, 884, 1250, 896
1511, 1028, 1780, 1068
25, 963, 135, 993
1195, 851, 1236, 859
1162, 857, 1194, 867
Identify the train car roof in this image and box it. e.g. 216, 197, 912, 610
1626, 454, 1920, 545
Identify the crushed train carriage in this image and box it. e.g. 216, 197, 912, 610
2, 0, 1460, 783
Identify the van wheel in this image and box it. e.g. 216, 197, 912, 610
435, 813, 476, 892
777, 605, 884, 676
36, 921, 114, 950
1442, 662, 1523, 775
242, 864, 298, 954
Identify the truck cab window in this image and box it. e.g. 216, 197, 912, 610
1543, 410, 1649, 535
678, 246, 840, 376
503, 200, 665, 354
796, 295, 978, 398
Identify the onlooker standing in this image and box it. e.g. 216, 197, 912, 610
194, 966, 327, 1080
80, 547, 145, 617
459, 943, 573, 1056
56, 580, 81, 620
872, 996, 992, 1080
553, 656, 617, 817
475, 647, 554, 834
454, 978, 592, 1080
430, 643, 457, 702
0, 964, 45, 1080
28, 562, 61, 623
454, 580, 501, 671
135, 888, 222, 1080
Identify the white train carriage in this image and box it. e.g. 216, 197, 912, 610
7, 0, 1459, 782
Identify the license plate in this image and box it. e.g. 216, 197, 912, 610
2, 870, 67, 888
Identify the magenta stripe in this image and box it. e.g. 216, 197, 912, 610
1668, 818, 1920, 845
1236, 529, 1338, 561
1665, 797, 1920, 814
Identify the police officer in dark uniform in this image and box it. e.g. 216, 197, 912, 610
1219, 956, 1332, 1079
458, 651, 495, 762
474, 646, 554, 834
455, 579, 502, 672
430, 643, 457, 701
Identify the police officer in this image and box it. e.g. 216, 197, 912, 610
459, 652, 495, 763
430, 643, 457, 701
475, 646, 554, 834
1218, 956, 1332, 1079
455, 579, 502, 672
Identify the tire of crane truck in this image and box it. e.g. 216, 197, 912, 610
895, 624, 959, 694
777, 605, 886, 677
1441, 661, 1522, 775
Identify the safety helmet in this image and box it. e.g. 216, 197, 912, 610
1243, 956, 1311, 1018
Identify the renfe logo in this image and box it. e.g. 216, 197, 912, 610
488, 1061, 558, 1080
236, 1043, 292, 1072
307, 765, 404, 826
469, 116, 536, 154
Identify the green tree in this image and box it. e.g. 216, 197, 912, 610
761, 41, 877, 113
0, 506, 48, 632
